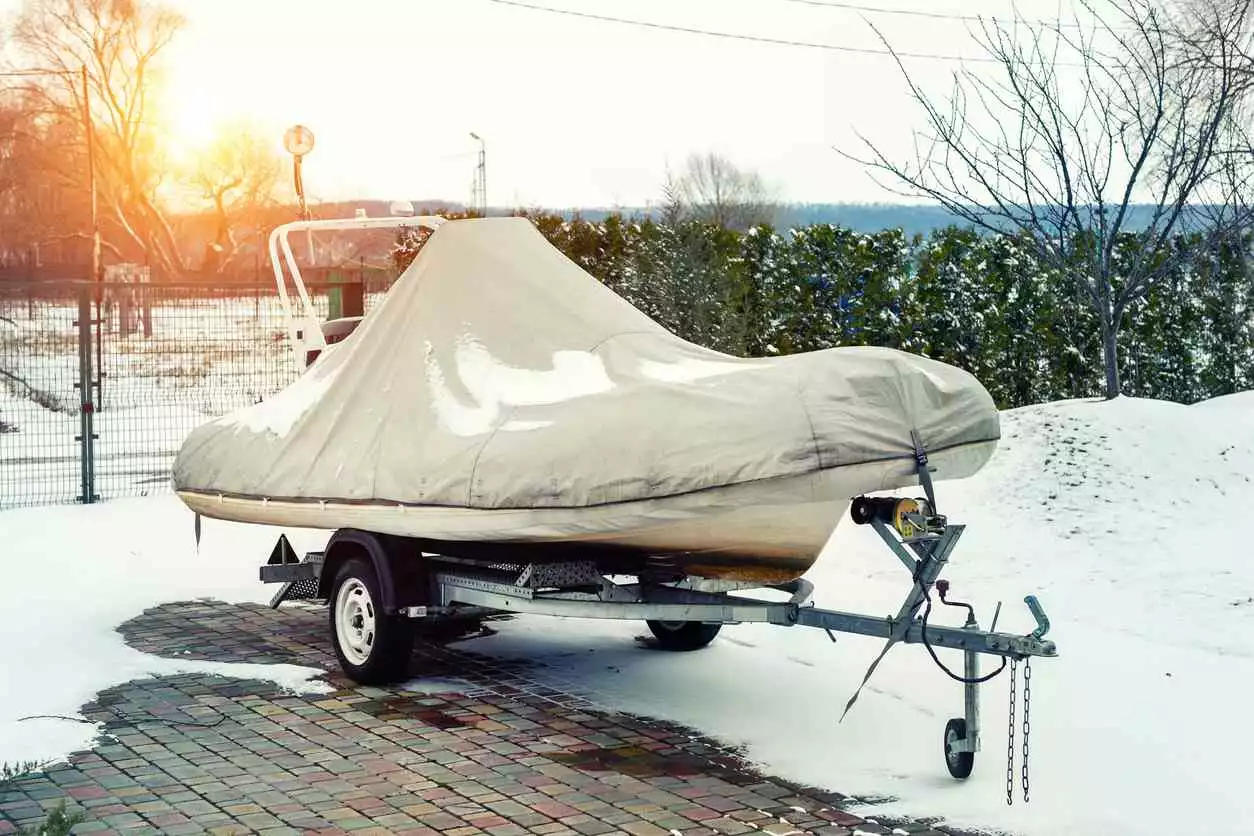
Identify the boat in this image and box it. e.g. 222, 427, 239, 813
172, 215, 999, 584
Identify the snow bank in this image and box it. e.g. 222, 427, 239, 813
0, 496, 333, 767
448, 393, 1254, 836
2, 392, 1253, 836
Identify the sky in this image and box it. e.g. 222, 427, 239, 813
1, 0, 1101, 210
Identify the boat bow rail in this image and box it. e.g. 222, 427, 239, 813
267, 213, 447, 371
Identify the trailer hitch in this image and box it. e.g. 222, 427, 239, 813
1025, 594, 1051, 640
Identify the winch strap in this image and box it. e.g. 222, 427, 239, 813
910, 429, 937, 511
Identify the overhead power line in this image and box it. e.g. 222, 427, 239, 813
779, 0, 1086, 28
483, 0, 1006, 62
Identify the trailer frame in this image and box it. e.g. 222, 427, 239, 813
259, 493, 1055, 782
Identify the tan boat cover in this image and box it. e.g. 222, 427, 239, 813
172, 217, 999, 513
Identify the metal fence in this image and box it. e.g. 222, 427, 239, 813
0, 279, 375, 511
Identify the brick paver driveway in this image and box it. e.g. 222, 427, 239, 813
0, 601, 967, 836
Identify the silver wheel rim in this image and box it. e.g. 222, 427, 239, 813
335, 577, 376, 666
656, 620, 686, 631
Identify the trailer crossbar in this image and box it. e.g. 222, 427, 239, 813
437, 583, 797, 626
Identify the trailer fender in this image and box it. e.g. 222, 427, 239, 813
316, 529, 427, 615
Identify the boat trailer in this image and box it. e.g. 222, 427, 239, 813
252, 209, 1052, 796
259, 480, 1055, 797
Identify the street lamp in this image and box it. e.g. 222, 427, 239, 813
283, 124, 316, 265
283, 124, 315, 220
469, 132, 486, 217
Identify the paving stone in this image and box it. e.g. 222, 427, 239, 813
760, 823, 805, 836
622, 822, 670, 836
569, 821, 616, 836
1, 600, 969, 836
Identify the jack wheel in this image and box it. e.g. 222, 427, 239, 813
329, 556, 415, 685
645, 620, 722, 651
944, 717, 975, 779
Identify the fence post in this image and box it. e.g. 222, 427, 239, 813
75, 286, 97, 503
344, 280, 364, 318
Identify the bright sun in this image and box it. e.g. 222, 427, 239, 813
161, 83, 228, 163
167, 108, 217, 154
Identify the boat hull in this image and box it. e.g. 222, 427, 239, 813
178, 437, 995, 584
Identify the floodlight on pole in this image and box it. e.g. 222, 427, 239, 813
284, 124, 315, 220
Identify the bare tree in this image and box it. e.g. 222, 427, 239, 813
663, 152, 778, 230
842, 0, 1254, 398
0, 93, 45, 265
0, 90, 126, 267
9, 0, 187, 278
187, 123, 283, 273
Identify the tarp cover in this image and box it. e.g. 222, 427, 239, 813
172, 217, 999, 509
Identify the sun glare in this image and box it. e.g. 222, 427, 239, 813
166, 104, 218, 156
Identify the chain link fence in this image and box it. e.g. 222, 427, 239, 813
0, 278, 373, 511
0, 282, 88, 508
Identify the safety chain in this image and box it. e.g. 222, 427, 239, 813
1006, 658, 1017, 806
1022, 658, 1032, 803
1005, 657, 1033, 806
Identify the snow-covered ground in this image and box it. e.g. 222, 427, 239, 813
0, 498, 333, 767
1, 393, 1252, 836
444, 394, 1254, 836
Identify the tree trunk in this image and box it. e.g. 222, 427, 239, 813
1102, 319, 1121, 399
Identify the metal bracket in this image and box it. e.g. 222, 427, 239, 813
515, 560, 602, 589
267, 534, 301, 565
259, 561, 318, 583
260, 546, 323, 608
871, 517, 921, 572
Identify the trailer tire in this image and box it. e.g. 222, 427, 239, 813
645, 620, 721, 651
329, 556, 414, 684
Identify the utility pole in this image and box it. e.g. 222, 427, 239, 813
81, 64, 99, 284
470, 132, 486, 217
80, 63, 104, 413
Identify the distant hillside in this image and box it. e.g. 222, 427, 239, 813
498, 203, 965, 236
473, 203, 1188, 237
300, 199, 1208, 239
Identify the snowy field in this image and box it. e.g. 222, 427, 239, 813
0, 293, 298, 508
1, 393, 1252, 836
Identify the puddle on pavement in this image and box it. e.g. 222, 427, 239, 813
351, 697, 469, 729
546, 745, 715, 778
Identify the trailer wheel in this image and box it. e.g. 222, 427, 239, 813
329, 556, 414, 684
943, 717, 975, 779
645, 620, 722, 651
